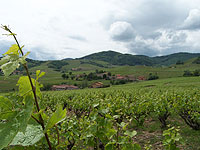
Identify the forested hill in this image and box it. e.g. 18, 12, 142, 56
1, 51, 200, 67
153, 52, 200, 66
81, 50, 200, 66
80, 51, 153, 66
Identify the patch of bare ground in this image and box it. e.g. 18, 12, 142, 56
144, 85, 156, 88
132, 118, 186, 150
133, 130, 163, 149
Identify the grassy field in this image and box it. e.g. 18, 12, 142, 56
1, 59, 200, 92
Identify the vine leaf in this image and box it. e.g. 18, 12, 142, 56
0, 52, 29, 77
36, 70, 45, 81
44, 105, 66, 133
124, 130, 137, 138
0, 95, 34, 150
17, 76, 43, 99
0, 96, 15, 120
3, 44, 20, 55
10, 124, 44, 146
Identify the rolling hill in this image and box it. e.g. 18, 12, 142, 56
81, 50, 200, 66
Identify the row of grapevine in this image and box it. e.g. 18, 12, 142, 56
27, 88, 199, 149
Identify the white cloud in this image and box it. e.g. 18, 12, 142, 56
181, 9, 200, 30
109, 21, 135, 42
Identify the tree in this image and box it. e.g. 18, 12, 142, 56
148, 73, 159, 80
183, 70, 193, 77
103, 74, 107, 79
62, 73, 67, 79
176, 60, 184, 65
71, 75, 75, 80
193, 69, 200, 76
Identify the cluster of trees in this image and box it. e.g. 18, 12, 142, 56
183, 69, 200, 77
192, 57, 200, 64
148, 73, 159, 80
61, 70, 112, 81
110, 80, 127, 85
48, 60, 68, 71
176, 60, 184, 65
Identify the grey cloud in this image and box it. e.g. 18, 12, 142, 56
171, 32, 187, 44
109, 21, 135, 42
28, 47, 57, 60
0, 40, 15, 56
68, 35, 87, 42
104, 0, 194, 56
142, 32, 162, 40
127, 30, 188, 56
104, 0, 188, 39
128, 41, 159, 56
128, 41, 190, 57
181, 9, 200, 30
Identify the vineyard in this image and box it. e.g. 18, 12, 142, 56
1, 87, 200, 149
1, 26, 200, 150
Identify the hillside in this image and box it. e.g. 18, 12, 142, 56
81, 50, 200, 66
80, 50, 154, 66
153, 52, 200, 66
1, 51, 200, 69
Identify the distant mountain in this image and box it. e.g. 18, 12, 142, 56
1, 51, 200, 69
80, 50, 154, 66
153, 52, 200, 66
62, 58, 73, 60
81, 50, 200, 66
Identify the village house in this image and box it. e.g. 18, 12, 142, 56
90, 82, 104, 88
115, 74, 127, 80
125, 75, 136, 81
96, 72, 108, 78
137, 76, 146, 81
52, 85, 79, 91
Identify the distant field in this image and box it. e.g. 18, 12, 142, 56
0, 61, 200, 92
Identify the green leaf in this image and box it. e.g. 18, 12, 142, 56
36, 70, 45, 80
0, 95, 34, 149
124, 130, 137, 138
4, 44, 20, 55
0, 96, 15, 120
1, 59, 20, 77
44, 105, 66, 133
133, 143, 141, 150
0, 55, 10, 66
10, 124, 44, 146
18, 52, 30, 65
0, 49, 29, 77
0, 96, 13, 112
18, 95, 34, 133
17, 76, 43, 98
0, 113, 20, 150
105, 142, 116, 150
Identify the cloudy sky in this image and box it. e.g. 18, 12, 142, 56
1, 0, 200, 60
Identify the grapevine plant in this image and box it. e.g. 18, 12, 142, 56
0, 25, 66, 150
